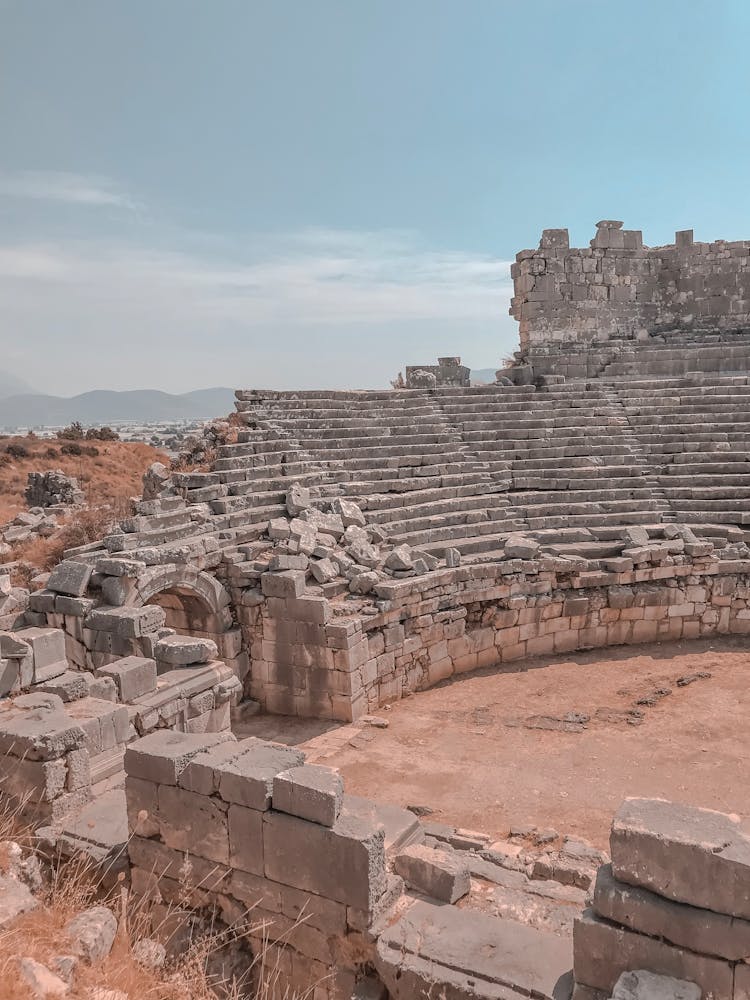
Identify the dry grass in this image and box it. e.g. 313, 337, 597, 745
0, 797, 311, 1000
0, 437, 167, 524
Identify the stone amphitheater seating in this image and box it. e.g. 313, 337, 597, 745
213, 372, 750, 559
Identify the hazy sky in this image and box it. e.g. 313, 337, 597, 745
1, 1, 747, 395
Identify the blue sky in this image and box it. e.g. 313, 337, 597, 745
1, 1, 747, 394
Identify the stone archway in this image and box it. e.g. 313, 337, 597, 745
131, 566, 235, 656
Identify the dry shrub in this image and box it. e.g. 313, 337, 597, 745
0, 796, 314, 1000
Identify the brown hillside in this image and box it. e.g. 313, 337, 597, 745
0, 436, 167, 524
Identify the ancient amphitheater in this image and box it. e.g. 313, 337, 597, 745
4, 221, 750, 998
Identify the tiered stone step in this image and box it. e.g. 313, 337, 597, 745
433, 385, 661, 533
232, 390, 512, 550
612, 376, 750, 527
600, 335, 750, 380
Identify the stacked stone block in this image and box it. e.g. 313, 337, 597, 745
125, 731, 397, 999
574, 798, 750, 1000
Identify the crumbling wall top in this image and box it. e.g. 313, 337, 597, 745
510, 221, 750, 352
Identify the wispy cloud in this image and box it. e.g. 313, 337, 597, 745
0, 170, 136, 209
0, 215, 516, 393
0, 227, 511, 325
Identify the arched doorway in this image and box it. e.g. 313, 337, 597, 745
131, 567, 236, 659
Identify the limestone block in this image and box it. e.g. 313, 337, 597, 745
331, 498, 366, 528
46, 560, 93, 597
286, 483, 311, 516
12, 627, 67, 683
573, 908, 732, 999
0, 632, 32, 658
101, 576, 136, 607
289, 519, 318, 556
611, 971, 700, 1000
376, 898, 571, 1000
310, 558, 338, 584
349, 571, 380, 594
610, 797, 750, 918
273, 765, 344, 827
269, 553, 309, 572
393, 844, 470, 903
36, 670, 90, 703
261, 571, 306, 599
269, 518, 291, 540
262, 805, 386, 910
0, 658, 19, 697
504, 535, 541, 559
216, 739, 306, 810
54, 595, 96, 617
95, 557, 147, 577
154, 636, 218, 666
124, 730, 235, 785
0, 705, 85, 761
85, 605, 166, 638
593, 862, 750, 961
304, 509, 345, 538
157, 784, 229, 863
228, 803, 264, 875
97, 656, 157, 701
385, 545, 413, 571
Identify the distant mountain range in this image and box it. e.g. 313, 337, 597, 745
0, 366, 500, 429
0, 386, 236, 429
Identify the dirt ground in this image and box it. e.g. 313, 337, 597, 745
242, 636, 750, 850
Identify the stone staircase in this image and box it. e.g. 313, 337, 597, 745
598, 332, 750, 380
110, 376, 750, 568
608, 375, 750, 527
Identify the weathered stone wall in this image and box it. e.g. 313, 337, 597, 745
510, 221, 750, 352
244, 539, 750, 721
124, 731, 403, 999
574, 798, 750, 1000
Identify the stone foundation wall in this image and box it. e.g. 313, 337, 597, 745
245, 543, 750, 721
573, 798, 750, 1000
124, 731, 400, 999
510, 221, 750, 351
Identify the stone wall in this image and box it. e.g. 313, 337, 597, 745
124, 730, 404, 999
573, 798, 750, 1000
510, 221, 750, 352
244, 533, 750, 721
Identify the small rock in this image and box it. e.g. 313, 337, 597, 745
612, 970, 700, 1000
64, 905, 117, 963
361, 715, 389, 729
676, 671, 712, 687
50, 957, 77, 985
385, 545, 413, 572
534, 828, 559, 845
18, 957, 69, 997
349, 571, 380, 594
132, 937, 166, 970
445, 547, 461, 567
0, 873, 39, 928
407, 804, 435, 817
